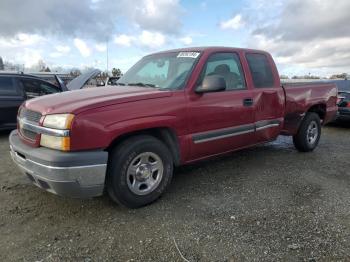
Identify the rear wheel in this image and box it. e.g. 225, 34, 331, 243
293, 112, 321, 152
106, 135, 173, 208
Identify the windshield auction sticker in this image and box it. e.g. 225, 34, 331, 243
177, 52, 200, 58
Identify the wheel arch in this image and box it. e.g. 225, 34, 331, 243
307, 103, 326, 121
106, 127, 181, 166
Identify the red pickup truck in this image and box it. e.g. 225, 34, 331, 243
9, 47, 337, 208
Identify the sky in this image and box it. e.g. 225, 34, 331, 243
0, 0, 349, 77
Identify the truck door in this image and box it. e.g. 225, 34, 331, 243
187, 52, 255, 160
245, 53, 285, 143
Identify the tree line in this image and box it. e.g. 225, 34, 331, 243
0, 56, 123, 77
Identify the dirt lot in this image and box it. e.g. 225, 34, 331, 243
0, 124, 350, 262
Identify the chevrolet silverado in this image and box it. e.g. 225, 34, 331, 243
9, 47, 338, 208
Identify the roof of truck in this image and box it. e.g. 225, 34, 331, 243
149, 46, 268, 56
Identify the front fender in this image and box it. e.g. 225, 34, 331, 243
105, 115, 179, 145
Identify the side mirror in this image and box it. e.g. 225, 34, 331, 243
196, 75, 226, 93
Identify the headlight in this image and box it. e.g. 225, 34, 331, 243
40, 114, 74, 151
43, 114, 74, 130
40, 134, 71, 151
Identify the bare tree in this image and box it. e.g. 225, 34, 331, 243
70, 69, 81, 77
330, 73, 347, 79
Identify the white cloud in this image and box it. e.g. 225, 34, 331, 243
49, 52, 62, 58
49, 45, 70, 58
74, 38, 91, 57
247, 0, 350, 75
113, 31, 167, 49
18, 48, 43, 68
139, 30, 166, 48
0, 34, 46, 69
220, 14, 244, 30
134, 0, 183, 34
0, 33, 44, 48
95, 43, 107, 52
114, 34, 134, 47
55, 45, 70, 53
179, 36, 193, 45
0, 0, 184, 39
16, 33, 44, 46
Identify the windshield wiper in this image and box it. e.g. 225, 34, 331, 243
128, 82, 157, 88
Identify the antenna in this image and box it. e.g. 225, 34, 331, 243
106, 39, 109, 76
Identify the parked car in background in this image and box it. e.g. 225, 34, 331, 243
0, 73, 65, 130
337, 91, 350, 121
27, 72, 74, 85
67, 69, 101, 89
9, 47, 337, 208
107, 76, 121, 86
0, 70, 100, 130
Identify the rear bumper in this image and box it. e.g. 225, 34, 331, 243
9, 130, 108, 198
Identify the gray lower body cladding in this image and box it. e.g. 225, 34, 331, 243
9, 130, 108, 198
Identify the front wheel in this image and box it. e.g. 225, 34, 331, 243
293, 112, 321, 152
106, 135, 173, 208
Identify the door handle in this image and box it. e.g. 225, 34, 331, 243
243, 98, 253, 107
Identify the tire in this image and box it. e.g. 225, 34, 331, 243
106, 135, 173, 208
293, 112, 321, 152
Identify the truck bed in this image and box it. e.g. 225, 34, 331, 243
281, 82, 338, 135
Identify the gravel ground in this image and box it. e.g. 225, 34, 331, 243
0, 123, 350, 262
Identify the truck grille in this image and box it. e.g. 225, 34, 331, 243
19, 109, 42, 123
19, 108, 42, 141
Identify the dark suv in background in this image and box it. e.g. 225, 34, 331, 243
0, 73, 64, 130
0, 69, 106, 130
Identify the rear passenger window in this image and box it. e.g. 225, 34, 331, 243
198, 53, 246, 90
246, 53, 274, 88
0, 77, 18, 96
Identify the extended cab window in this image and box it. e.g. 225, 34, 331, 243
246, 53, 274, 88
198, 53, 246, 90
0, 77, 18, 96
20, 78, 60, 98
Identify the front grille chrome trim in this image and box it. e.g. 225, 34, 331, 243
18, 118, 70, 137
19, 108, 42, 123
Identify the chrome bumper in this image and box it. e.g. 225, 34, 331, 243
9, 130, 108, 198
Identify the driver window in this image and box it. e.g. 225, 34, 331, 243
198, 53, 246, 90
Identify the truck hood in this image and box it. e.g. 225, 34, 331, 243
24, 86, 172, 115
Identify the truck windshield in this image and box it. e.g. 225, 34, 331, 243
117, 51, 201, 90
